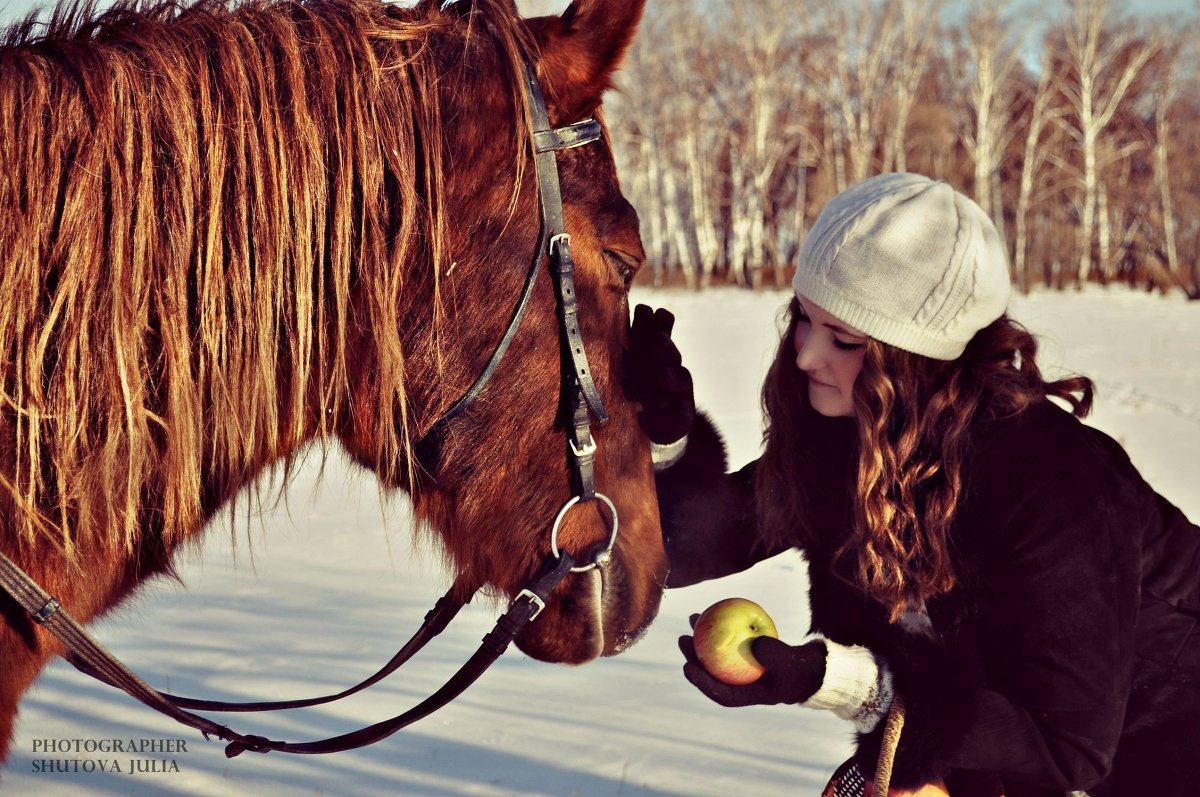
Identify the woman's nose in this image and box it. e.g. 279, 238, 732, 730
795, 333, 823, 372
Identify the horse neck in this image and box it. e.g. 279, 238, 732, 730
0, 1, 459, 554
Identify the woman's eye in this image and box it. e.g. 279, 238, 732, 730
834, 339, 865, 351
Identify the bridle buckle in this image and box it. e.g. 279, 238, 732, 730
515, 589, 547, 621
34, 597, 61, 624
549, 232, 571, 256
569, 436, 597, 458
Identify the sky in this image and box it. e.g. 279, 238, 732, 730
4, 285, 1198, 796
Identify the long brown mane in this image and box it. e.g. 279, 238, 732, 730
0, 0, 532, 558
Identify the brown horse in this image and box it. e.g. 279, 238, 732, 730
0, 0, 666, 761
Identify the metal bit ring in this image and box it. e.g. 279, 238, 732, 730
549, 493, 618, 573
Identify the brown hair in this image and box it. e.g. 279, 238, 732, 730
757, 296, 1094, 618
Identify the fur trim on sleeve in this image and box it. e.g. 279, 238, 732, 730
651, 436, 689, 470
658, 410, 727, 486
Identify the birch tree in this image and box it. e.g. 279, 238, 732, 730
957, 0, 1025, 234
884, 0, 940, 174
816, 0, 901, 187
611, 0, 724, 287
598, 0, 1200, 294
1144, 29, 1200, 297
1014, 49, 1063, 290
713, 0, 810, 286
1056, 0, 1159, 286
1153, 47, 1181, 288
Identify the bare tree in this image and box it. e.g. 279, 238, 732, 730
600, 0, 1200, 295
612, 0, 726, 287
884, 0, 941, 174
1015, 49, 1064, 291
1153, 48, 1181, 286
956, 0, 1025, 233
1055, 0, 1159, 286
1143, 27, 1200, 297
816, 0, 902, 187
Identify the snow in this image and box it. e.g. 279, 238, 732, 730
7, 286, 1199, 796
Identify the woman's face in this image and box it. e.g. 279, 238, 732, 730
793, 295, 869, 417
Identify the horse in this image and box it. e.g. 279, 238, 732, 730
0, 0, 666, 761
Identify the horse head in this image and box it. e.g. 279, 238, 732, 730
335, 0, 667, 664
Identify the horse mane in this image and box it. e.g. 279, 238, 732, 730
0, 0, 535, 558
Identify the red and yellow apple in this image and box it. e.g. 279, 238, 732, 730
692, 597, 779, 685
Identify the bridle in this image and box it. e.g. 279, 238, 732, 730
0, 58, 619, 758
415, 58, 616, 559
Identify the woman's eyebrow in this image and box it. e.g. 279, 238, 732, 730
824, 321, 867, 339
798, 298, 866, 339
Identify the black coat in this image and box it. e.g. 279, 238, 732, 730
658, 400, 1200, 797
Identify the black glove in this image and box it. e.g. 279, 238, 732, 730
679, 620, 827, 708
622, 304, 695, 444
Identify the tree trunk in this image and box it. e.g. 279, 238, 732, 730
686, 131, 721, 288
1154, 110, 1180, 291
1015, 52, 1053, 293
662, 160, 698, 289
793, 159, 809, 270
1097, 180, 1111, 283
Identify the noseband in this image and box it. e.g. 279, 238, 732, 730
0, 59, 620, 757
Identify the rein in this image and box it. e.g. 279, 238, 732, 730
0, 58, 616, 758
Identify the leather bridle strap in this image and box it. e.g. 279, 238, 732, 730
413, 67, 605, 475
0, 545, 575, 757
70, 582, 474, 714
221, 552, 576, 757
522, 61, 608, 501
0, 550, 241, 744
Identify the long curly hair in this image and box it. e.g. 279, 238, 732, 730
757, 296, 1094, 619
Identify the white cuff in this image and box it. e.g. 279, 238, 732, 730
801, 638, 894, 733
651, 436, 688, 471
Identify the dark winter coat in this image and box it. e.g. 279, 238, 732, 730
658, 399, 1200, 797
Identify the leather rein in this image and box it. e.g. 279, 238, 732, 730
0, 60, 616, 758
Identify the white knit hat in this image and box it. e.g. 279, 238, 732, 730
792, 172, 1011, 360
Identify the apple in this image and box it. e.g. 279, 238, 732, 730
692, 597, 779, 685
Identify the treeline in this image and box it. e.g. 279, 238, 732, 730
603, 0, 1200, 296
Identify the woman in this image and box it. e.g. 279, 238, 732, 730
624, 173, 1200, 797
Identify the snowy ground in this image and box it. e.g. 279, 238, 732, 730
6, 286, 1199, 796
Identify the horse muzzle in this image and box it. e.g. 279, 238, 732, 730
514, 538, 665, 664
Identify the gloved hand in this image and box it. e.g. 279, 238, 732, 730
622, 304, 695, 444
679, 618, 827, 707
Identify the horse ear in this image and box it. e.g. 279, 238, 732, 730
527, 0, 646, 121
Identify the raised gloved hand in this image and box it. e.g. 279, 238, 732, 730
678, 622, 827, 707
622, 304, 695, 444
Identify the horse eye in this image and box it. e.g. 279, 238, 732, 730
603, 249, 638, 290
